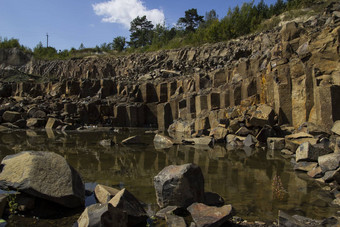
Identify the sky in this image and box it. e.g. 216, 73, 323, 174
0, 0, 277, 51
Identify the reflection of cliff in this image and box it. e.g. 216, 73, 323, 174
0, 130, 337, 221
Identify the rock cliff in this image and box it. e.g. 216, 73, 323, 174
0, 2, 339, 133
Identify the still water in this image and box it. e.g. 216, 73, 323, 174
0, 128, 337, 226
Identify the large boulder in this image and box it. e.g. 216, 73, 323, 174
154, 163, 205, 208
249, 104, 275, 127
2, 111, 22, 123
76, 203, 109, 227
296, 142, 330, 162
285, 132, 317, 151
0, 151, 85, 208
318, 153, 340, 172
187, 203, 233, 227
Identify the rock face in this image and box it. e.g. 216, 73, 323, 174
154, 163, 205, 208
0, 151, 85, 208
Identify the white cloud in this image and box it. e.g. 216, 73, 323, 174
92, 0, 165, 28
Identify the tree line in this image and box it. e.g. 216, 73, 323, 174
0, 0, 318, 59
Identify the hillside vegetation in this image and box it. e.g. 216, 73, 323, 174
0, 0, 332, 60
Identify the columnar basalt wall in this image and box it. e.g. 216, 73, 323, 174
0, 4, 340, 133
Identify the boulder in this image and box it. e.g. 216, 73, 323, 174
307, 166, 323, 178
280, 22, 300, 42
153, 134, 174, 147
108, 188, 148, 226
209, 127, 227, 141
155, 206, 180, 219
154, 163, 205, 208
243, 134, 258, 147
296, 142, 330, 162
267, 137, 285, 150
285, 132, 317, 152
187, 203, 233, 227
249, 104, 275, 127
121, 135, 143, 145
332, 121, 340, 136
26, 118, 46, 128
76, 203, 109, 227
294, 162, 318, 172
0, 151, 85, 208
318, 153, 340, 172
101, 205, 128, 227
2, 111, 21, 123
165, 214, 186, 227
94, 184, 119, 204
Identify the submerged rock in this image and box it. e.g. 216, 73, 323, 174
154, 163, 205, 208
153, 134, 174, 147
0, 151, 85, 208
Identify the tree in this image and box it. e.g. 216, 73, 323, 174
113, 36, 126, 52
205, 9, 218, 22
178, 8, 204, 32
129, 15, 154, 48
79, 43, 85, 50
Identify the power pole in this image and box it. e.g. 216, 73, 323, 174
46, 33, 49, 48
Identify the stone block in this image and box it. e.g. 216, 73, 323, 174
220, 90, 230, 108
208, 93, 220, 110
157, 102, 173, 132
157, 82, 168, 103
267, 137, 285, 150
195, 95, 208, 115
212, 69, 227, 88
140, 83, 158, 103
66, 80, 80, 96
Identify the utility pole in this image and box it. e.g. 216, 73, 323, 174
46, 33, 49, 48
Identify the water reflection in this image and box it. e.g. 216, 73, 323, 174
0, 130, 337, 222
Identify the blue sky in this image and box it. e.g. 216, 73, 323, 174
0, 0, 277, 50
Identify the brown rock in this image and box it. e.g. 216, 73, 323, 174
187, 203, 233, 227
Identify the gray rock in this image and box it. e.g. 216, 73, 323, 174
267, 137, 285, 150
296, 142, 330, 162
2, 111, 22, 123
76, 203, 108, 227
155, 206, 180, 219
285, 132, 317, 152
187, 203, 233, 227
318, 153, 340, 172
243, 134, 258, 147
249, 104, 275, 127
0, 151, 85, 208
165, 214, 186, 227
108, 188, 148, 226
294, 162, 318, 172
331, 121, 340, 136
154, 163, 205, 208
153, 134, 174, 147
